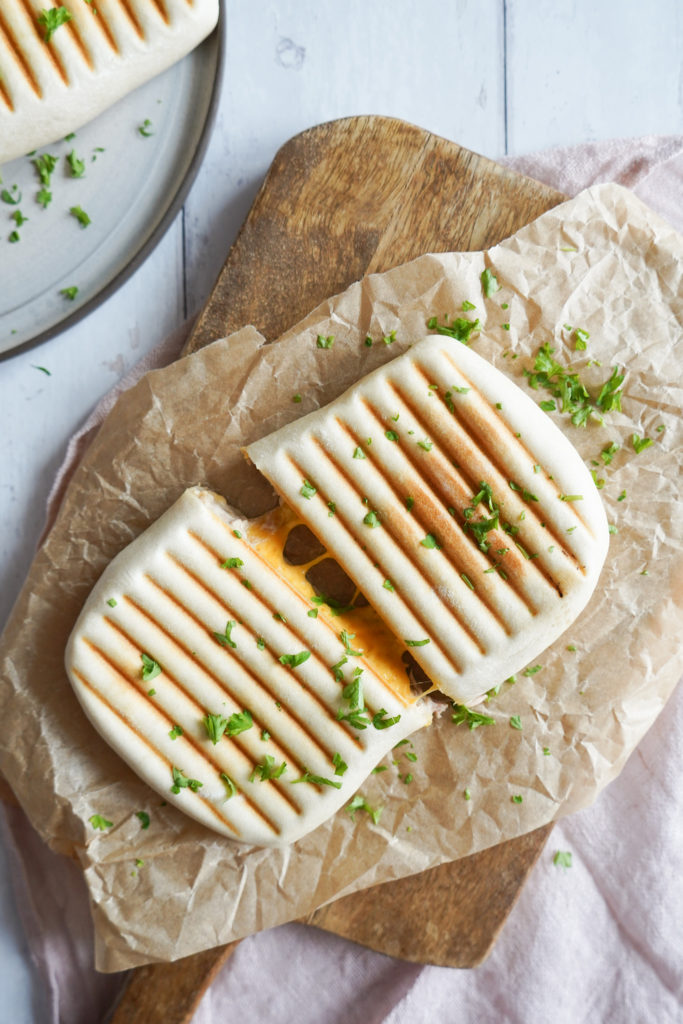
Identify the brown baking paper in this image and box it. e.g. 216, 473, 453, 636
1, 184, 681, 971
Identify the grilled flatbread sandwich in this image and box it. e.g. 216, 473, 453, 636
247, 335, 609, 706
0, 0, 219, 163
65, 487, 432, 847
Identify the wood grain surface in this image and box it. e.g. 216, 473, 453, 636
116, 114, 564, 1022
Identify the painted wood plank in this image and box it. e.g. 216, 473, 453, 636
182, 0, 506, 315
506, 0, 683, 153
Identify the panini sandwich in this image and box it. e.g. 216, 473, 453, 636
0, 0, 218, 163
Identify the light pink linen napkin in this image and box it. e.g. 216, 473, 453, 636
2, 135, 682, 1024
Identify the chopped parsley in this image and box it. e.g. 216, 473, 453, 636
511, 794, 523, 804
67, 150, 86, 178
168, 724, 183, 741
353, 446, 366, 459
299, 479, 317, 499
138, 119, 154, 138
279, 651, 311, 668
202, 713, 229, 744
291, 769, 342, 789
363, 510, 381, 528
60, 286, 79, 300
460, 572, 475, 590
88, 814, 113, 831
509, 715, 523, 730
417, 439, 433, 451
481, 268, 501, 297
525, 342, 624, 426
420, 533, 440, 549
327, 501, 336, 516
249, 755, 287, 782
213, 619, 237, 648
346, 794, 382, 825
464, 787, 472, 800
292, 393, 302, 403
405, 638, 430, 647
383, 579, 395, 591
140, 653, 161, 682
462, 300, 476, 311
106, 597, 117, 607
226, 710, 253, 736
1, 185, 21, 205
405, 496, 414, 511
8, 230, 20, 243
523, 665, 542, 676
451, 704, 495, 729
38, 6, 72, 42
220, 773, 238, 799
69, 205, 91, 228
372, 709, 401, 730
428, 314, 481, 344
256, 637, 266, 650
340, 630, 363, 656
170, 766, 203, 794
135, 811, 150, 829
333, 752, 348, 776
11, 210, 28, 227
33, 154, 58, 186
617, 490, 626, 502
559, 494, 583, 502
316, 334, 335, 348
261, 730, 270, 741
632, 433, 653, 454
600, 441, 620, 465
221, 556, 244, 569
385, 429, 399, 442
553, 850, 573, 869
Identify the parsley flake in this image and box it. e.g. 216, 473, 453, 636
138, 119, 154, 138
136, 811, 150, 829
1, 185, 21, 205
67, 150, 86, 178
300, 479, 317, 499
202, 713, 228, 744
69, 205, 91, 228
171, 766, 203, 794
451, 704, 495, 729
511, 794, 523, 803
213, 619, 237, 648
168, 724, 183, 740
553, 850, 573, 869
509, 715, 523, 730
249, 755, 287, 782
481, 267, 501, 297
405, 638, 430, 647
385, 430, 399, 442
363, 510, 381, 528
279, 651, 311, 668
420, 533, 440, 549
226, 710, 253, 736
316, 334, 335, 348
353, 447, 366, 459
140, 653, 161, 682
60, 286, 79, 300
346, 794, 383, 825
88, 814, 113, 831
38, 6, 72, 41
291, 769, 342, 789
383, 579, 395, 591
632, 433, 653, 454
221, 556, 244, 569
333, 752, 348, 776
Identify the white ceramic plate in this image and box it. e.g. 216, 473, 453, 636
0, 18, 224, 361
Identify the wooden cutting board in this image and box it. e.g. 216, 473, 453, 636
109, 115, 566, 1023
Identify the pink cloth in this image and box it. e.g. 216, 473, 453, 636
2, 135, 682, 1024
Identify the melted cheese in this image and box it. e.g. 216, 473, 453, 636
245, 505, 416, 705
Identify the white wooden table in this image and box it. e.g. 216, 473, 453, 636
1, 2, 681, 1019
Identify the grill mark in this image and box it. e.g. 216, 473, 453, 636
84, 0, 119, 52
189, 523, 404, 712
327, 423, 500, 649
0, 77, 13, 110
19, 0, 69, 83
128, 585, 345, 774
360, 392, 546, 609
289, 441, 473, 665
74, 671, 248, 831
74, 666, 244, 835
147, 559, 365, 753
96, 618, 302, 819
148, 0, 169, 23
116, 0, 145, 38
436, 353, 592, 539
0, 11, 42, 96
356, 396, 537, 627
390, 374, 580, 588
64, 12, 94, 70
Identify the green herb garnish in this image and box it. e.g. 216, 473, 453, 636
553, 850, 573, 868
346, 794, 383, 825
481, 267, 501, 297
300, 479, 317, 499
363, 510, 380, 528
67, 150, 86, 178
168, 724, 183, 740
38, 6, 72, 42
451, 704, 495, 729
420, 533, 440, 549
226, 710, 253, 736
69, 205, 91, 228
279, 651, 311, 668
202, 713, 229, 744
138, 119, 154, 137
88, 814, 113, 831
140, 653, 161, 682
213, 619, 237, 648
60, 286, 79, 300
631, 433, 653, 454
170, 766, 203, 793
291, 769, 342, 789
136, 811, 150, 829
332, 752, 348, 776
249, 755, 287, 782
